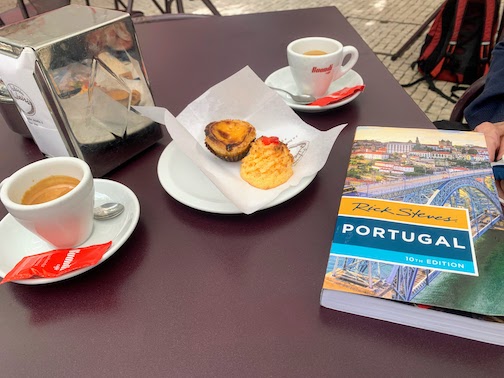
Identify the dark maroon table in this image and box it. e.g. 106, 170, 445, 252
1, 7, 503, 377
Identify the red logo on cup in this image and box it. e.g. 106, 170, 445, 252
312, 64, 333, 74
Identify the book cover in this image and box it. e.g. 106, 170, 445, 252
322, 126, 504, 332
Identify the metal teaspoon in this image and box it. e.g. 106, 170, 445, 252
267, 86, 316, 104
93, 202, 125, 220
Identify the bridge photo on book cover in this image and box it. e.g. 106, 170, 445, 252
325, 126, 504, 317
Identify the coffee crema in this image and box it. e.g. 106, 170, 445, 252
303, 50, 328, 56
21, 175, 80, 205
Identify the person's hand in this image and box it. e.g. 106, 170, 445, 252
476, 122, 504, 206
495, 179, 504, 198
474, 121, 504, 161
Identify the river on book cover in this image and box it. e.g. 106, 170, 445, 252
325, 126, 504, 318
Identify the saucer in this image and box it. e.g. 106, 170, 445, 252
264, 66, 364, 113
0, 179, 140, 285
157, 142, 316, 214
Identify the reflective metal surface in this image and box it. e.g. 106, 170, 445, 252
0, 5, 162, 176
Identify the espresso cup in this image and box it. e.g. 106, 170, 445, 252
0, 157, 94, 248
287, 37, 359, 98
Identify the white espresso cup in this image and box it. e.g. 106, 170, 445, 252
0, 157, 94, 249
287, 37, 359, 98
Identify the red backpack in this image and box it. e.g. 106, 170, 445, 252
404, 0, 500, 102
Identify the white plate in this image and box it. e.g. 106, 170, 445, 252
157, 142, 316, 214
0, 179, 140, 285
264, 66, 364, 113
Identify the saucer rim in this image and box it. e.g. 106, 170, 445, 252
0, 178, 140, 285
264, 66, 364, 113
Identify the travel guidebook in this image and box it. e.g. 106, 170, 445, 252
321, 126, 504, 345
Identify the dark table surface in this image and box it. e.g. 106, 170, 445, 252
1, 6, 503, 377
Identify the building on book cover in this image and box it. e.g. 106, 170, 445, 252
324, 126, 504, 318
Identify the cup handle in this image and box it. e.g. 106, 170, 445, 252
337, 46, 359, 79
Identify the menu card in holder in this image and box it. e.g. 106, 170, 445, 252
0, 5, 162, 176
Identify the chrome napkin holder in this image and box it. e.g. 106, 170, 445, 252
0, 5, 162, 176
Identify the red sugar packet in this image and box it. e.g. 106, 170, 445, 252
0, 241, 112, 284
309, 85, 365, 106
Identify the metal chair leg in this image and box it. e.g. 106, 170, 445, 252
175, 0, 184, 13
201, 0, 220, 16
175, 0, 220, 16
165, 0, 173, 13
116, 0, 127, 10
128, 0, 165, 15
125, 0, 219, 16
149, 0, 167, 13
17, 0, 29, 19
391, 4, 441, 61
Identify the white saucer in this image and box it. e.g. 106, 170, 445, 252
264, 66, 364, 113
157, 142, 316, 214
0, 179, 140, 285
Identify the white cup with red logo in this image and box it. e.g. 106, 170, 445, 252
287, 37, 359, 98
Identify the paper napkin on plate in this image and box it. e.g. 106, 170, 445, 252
136, 66, 346, 214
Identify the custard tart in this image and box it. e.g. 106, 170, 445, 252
204, 119, 256, 161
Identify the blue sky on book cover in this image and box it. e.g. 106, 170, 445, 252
325, 126, 504, 316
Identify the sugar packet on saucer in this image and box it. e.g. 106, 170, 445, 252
135, 66, 346, 214
0, 242, 112, 284
309, 85, 365, 106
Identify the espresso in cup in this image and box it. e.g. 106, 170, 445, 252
287, 37, 359, 98
304, 50, 328, 56
21, 175, 80, 205
0, 157, 94, 248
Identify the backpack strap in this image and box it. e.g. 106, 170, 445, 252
401, 75, 427, 87
417, 0, 450, 63
480, 0, 497, 75
430, 0, 469, 81
425, 76, 457, 103
448, 0, 469, 82
450, 84, 470, 99
446, 0, 468, 55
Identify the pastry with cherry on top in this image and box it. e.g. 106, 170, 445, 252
240, 136, 294, 189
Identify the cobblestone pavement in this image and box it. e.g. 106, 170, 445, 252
2, 0, 502, 122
